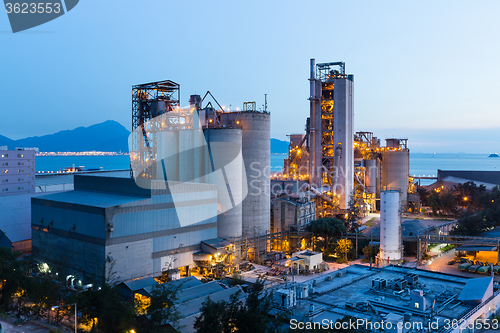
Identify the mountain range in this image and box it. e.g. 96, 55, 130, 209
0, 120, 130, 152
0, 121, 291, 154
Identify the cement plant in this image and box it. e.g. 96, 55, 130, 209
3, 59, 500, 333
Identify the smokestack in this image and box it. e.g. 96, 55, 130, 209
310, 58, 316, 80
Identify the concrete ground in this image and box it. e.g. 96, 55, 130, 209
239, 262, 350, 285
0, 317, 56, 333
417, 250, 500, 281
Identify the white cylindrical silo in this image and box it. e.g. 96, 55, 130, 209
382, 150, 409, 208
204, 128, 243, 239
220, 111, 271, 237
380, 190, 401, 265
364, 159, 377, 194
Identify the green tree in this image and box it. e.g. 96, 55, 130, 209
194, 294, 243, 333
335, 239, 352, 261
305, 218, 346, 257
0, 248, 31, 311
346, 194, 362, 232
194, 280, 287, 333
75, 284, 135, 333
362, 245, 379, 262
144, 282, 182, 333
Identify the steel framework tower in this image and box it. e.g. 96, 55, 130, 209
131, 80, 180, 180
309, 59, 354, 210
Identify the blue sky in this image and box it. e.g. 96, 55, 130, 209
1, 0, 500, 153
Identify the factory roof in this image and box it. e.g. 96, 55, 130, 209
174, 281, 223, 304
0, 192, 60, 243
285, 265, 483, 330
455, 245, 498, 252
438, 170, 500, 186
401, 219, 431, 237
201, 238, 231, 249
293, 250, 320, 257
442, 176, 499, 191
458, 277, 493, 303
36, 170, 131, 187
175, 286, 245, 318
32, 190, 149, 208
120, 277, 159, 297
167, 276, 203, 290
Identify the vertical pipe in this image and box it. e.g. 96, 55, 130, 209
310, 58, 316, 79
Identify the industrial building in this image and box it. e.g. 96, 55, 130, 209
31, 80, 272, 285
308, 59, 354, 210
30, 64, 420, 288
280, 60, 416, 220
271, 196, 316, 233
118, 275, 246, 333
435, 170, 500, 190
0, 148, 35, 196
275, 265, 500, 333
129, 82, 270, 239
32, 174, 219, 284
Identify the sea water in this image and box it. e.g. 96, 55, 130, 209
36, 153, 500, 185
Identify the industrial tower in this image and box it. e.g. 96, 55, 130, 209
308, 59, 354, 210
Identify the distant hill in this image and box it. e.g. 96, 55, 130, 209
0, 135, 14, 148
2, 122, 295, 154
1, 120, 130, 152
271, 138, 289, 155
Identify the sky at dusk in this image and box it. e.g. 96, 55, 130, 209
1, 0, 500, 153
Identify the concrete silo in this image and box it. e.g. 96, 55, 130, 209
204, 128, 244, 239
220, 111, 271, 237
379, 190, 402, 266
364, 159, 377, 195
382, 150, 409, 208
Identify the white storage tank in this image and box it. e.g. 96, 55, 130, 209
204, 128, 244, 238
380, 190, 402, 265
220, 111, 271, 237
382, 150, 409, 208
364, 159, 377, 194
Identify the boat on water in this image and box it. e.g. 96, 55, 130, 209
488, 153, 499, 157
63, 166, 85, 172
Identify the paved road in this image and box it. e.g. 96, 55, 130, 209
420, 250, 500, 281
0, 320, 52, 333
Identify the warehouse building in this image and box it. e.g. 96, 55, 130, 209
32, 174, 218, 285
277, 265, 500, 333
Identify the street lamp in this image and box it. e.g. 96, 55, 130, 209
51, 303, 77, 333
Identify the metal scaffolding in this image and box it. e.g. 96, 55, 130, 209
131, 80, 180, 179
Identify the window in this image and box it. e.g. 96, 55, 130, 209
415, 303, 419, 309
